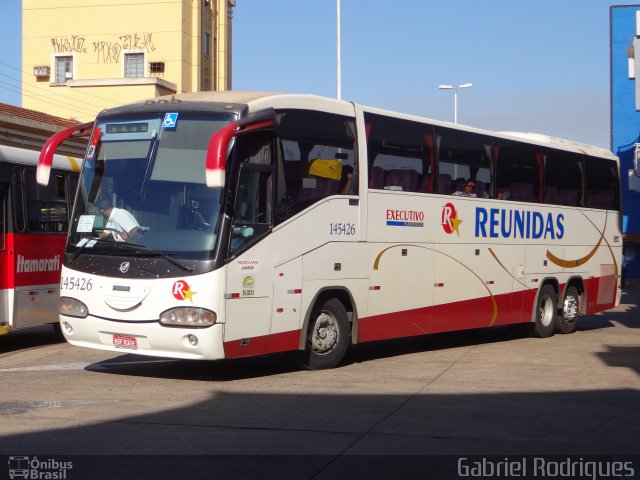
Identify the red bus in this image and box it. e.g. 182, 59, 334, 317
0, 145, 79, 337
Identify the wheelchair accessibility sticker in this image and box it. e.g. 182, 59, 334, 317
163, 113, 179, 130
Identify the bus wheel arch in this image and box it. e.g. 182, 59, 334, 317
297, 288, 356, 370
527, 281, 558, 338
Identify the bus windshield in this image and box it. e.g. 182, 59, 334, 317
67, 112, 234, 260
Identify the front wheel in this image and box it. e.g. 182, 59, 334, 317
298, 298, 350, 370
526, 284, 557, 338
556, 286, 579, 334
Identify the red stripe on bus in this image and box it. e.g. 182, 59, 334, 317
358, 289, 538, 342
223, 329, 301, 359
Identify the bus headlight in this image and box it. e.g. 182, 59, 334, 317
59, 297, 88, 318
159, 307, 216, 328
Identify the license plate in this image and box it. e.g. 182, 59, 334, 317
113, 334, 137, 349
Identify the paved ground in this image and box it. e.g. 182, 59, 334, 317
0, 288, 639, 479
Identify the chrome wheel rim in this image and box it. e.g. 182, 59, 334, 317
563, 294, 578, 322
539, 294, 555, 327
311, 312, 339, 355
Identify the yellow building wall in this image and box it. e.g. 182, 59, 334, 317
22, 0, 234, 122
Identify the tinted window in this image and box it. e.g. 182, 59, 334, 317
494, 139, 542, 202
436, 127, 492, 198
544, 149, 583, 207
24, 169, 69, 232
585, 159, 619, 210
364, 113, 435, 192
12, 168, 25, 232
230, 133, 273, 255
0, 185, 5, 249
364, 113, 435, 193
275, 110, 356, 223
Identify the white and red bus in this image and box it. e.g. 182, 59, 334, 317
37, 92, 621, 369
1, 145, 80, 336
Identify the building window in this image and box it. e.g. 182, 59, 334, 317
55, 56, 73, 83
204, 32, 211, 57
149, 62, 165, 75
124, 53, 144, 78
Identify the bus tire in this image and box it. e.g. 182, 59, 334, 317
527, 284, 557, 338
556, 286, 579, 334
300, 298, 349, 370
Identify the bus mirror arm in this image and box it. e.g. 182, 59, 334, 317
206, 123, 239, 188
205, 113, 276, 188
37, 121, 94, 186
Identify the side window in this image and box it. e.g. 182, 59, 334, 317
544, 149, 583, 207
230, 134, 273, 256
24, 168, 69, 232
12, 168, 25, 232
364, 112, 434, 193
494, 139, 542, 202
68, 173, 79, 218
585, 159, 619, 210
435, 127, 492, 198
275, 109, 356, 224
0, 185, 6, 249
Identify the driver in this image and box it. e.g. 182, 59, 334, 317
98, 199, 140, 241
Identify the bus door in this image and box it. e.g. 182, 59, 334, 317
0, 183, 11, 333
224, 133, 277, 357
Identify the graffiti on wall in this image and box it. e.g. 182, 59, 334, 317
51, 36, 87, 53
51, 33, 156, 64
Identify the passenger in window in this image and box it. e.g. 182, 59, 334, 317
339, 165, 354, 194
453, 179, 477, 197
97, 199, 140, 241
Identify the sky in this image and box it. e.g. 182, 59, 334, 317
1, 0, 639, 148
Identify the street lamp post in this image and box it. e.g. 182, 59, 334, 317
337, 0, 342, 100
438, 83, 473, 123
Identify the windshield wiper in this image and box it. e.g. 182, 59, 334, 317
70, 237, 193, 273
115, 241, 194, 272
70, 237, 114, 261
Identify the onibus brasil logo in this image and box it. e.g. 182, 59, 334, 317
8, 456, 72, 479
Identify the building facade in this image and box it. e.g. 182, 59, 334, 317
22, 0, 235, 122
611, 5, 640, 280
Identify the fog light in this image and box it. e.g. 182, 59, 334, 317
63, 322, 73, 334
188, 334, 198, 346
159, 307, 216, 328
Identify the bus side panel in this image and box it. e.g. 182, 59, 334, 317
12, 233, 64, 329
430, 244, 496, 333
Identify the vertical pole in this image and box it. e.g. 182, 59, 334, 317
337, 0, 342, 100
454, 88, 458, 123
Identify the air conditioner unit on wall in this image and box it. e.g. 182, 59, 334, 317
33, 66, 50, 78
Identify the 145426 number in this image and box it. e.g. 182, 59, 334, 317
61, 276, 93, 291
329, 223, 356, 235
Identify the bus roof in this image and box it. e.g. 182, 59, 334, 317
111, 91, 616, 161
0, 145, 81, 172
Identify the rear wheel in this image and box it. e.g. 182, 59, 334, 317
556, 286, 579, 334
299, 298, 349, 370
527, 284, 557, 338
